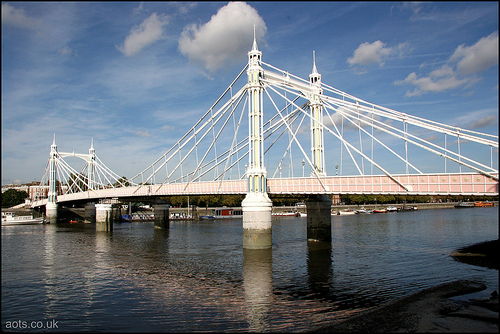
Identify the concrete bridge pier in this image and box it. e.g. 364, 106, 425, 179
242, 193, 273, 249
95, 203, 113, 232
45, 202, 58, 224
84, 203, 96, 224
153, 204, 170, 229
306, 194, 332, 242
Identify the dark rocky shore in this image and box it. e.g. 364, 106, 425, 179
311, 239, 499, 333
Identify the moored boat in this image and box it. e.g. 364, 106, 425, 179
397, 206, 418, 211
199, 215, 216, 220
2, 212, 44, 226
170, 212, 194, 220
201, 208, 243, 219
131, 212, 154, 220
386, 206, 398, 212
356, 207, 373, 214
338, 209, 356, 215
272, 211, 300, 217
455, 201, 475, 208
373, 208, 387, 213
474, 201, 494, 207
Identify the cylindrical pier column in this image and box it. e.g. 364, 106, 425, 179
84, 203, 96, 224
153, 204, 170, 229
95, 203, 113, 231
306, 194, 332, 242
242, 193, 273, 249
45, 202, 58, 224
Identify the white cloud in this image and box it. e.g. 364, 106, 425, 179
118, 13, 169, 56
347, 40, 406, 67
59, 46, 77, 56
394, 71, 470, 97
178, 1, 267, 72
1, 3, 40, 28
452, 109, 498, 130
136, 130, 151, 137
395, 32, 498, 97
450, 31, 498, 75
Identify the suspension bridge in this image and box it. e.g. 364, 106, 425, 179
31, 35, 498, 248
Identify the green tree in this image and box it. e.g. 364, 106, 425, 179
114, 176, 131, 187
2, 189, 29, 208
68, 173, 87, 192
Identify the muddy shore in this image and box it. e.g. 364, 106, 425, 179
311, 239, 499, 333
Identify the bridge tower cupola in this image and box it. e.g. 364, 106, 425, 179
50, 134, 58, 155
248, 26, 262, 70
309, 51, 322, 88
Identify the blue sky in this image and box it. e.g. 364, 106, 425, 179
2, 1, 498, 185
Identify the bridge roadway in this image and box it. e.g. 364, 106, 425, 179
31, 172, 498, 208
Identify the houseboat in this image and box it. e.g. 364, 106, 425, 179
201, 208, 243, 219
2, 212, 44, 226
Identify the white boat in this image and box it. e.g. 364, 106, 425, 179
298, 211, 339, 216
272, 211, 299, 217
131, 212, 154, 220
386, 206, 398, 212
2, 212, 44, 226
338, 209, 356, 215
356, 208, 373, 214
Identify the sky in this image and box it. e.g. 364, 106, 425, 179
1, 1, 498, 186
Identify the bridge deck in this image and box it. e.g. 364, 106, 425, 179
31, 172, 497, 207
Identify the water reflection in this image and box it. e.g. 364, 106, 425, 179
307, 241, 333, 300
243, 249, 273, 332
2, 208, 498, 332
42, 225, 57, 319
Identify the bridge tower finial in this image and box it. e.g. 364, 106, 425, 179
252, 24, 258, 51
51, 133, 57, 151
248, 24, 262, 67
309, 51, 321, 84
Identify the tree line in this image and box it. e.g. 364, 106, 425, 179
164, 193, 498, 208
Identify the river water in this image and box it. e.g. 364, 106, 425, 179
2, 207, 498, 332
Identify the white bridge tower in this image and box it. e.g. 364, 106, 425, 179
241, 31, 273, 249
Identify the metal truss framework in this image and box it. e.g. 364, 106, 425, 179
39, 138, 136, 197
128, 60, 498, 195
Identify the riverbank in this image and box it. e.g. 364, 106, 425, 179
311, 239, 499, 333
